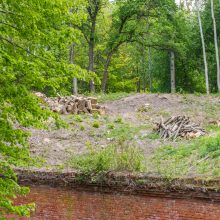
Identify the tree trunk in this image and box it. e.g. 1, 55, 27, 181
211, 0, 220, 92
73, 78, 78, 95
136, 65, 141, 92
170, 51, 176, 93
88, 18, 96, 93
88, 42, 95, 93
70, 44, 78, 95
196, 0, 209, 94
101, 52, 113, 93
101, 43, 122, 93
148, 47, 152, 93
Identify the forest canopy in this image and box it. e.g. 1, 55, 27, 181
0, 0, 220, 218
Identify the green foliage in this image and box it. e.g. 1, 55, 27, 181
92, 112, 100, 119
95, 92, 132, 103
69, 143, 145, 175
145, 132, 160, 140
80, 125, 85, 131
107, 123, 115, 129
106, 123, 145, 141
0, 0, 88, 217
114, 117, 123, 124
73, 115, 83, 122
1, 0, 220, 216
92, 121, 100, 128
152, 132, 220, 178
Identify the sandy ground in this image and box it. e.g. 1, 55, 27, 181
28, 94, 220, 168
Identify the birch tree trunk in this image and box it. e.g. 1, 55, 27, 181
170, 51, 176, 93
70, 44, 78, 95
211, 0, 220, 92
88, 19, 96, 93
196, 0, 209, 94
88, 40, 95, 93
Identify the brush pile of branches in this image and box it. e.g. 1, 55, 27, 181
155, 116, 206, 140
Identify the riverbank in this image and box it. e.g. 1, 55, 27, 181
19, 93, 220, 201
28, 93, 220, 176
16, 168, 220, 201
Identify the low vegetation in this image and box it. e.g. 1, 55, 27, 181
152, 128, 220, 178
68, 142, 145, 176
95, 92, 133, 103
2, 0, 220, 217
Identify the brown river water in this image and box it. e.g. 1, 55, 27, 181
12, 186, 220, 220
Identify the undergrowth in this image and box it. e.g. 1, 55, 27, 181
94, 92, 133, 103
152, 131, 220, 178
68, 141, 145, 181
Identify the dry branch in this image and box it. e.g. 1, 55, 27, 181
155, 116, 205, 140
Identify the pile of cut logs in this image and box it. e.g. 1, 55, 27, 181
155, 116, 206, 140
34, 92, 105, 115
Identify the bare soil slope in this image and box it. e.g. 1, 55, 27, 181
28, 94, 220, 168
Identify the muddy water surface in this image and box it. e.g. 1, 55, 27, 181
14, 186, 220, 220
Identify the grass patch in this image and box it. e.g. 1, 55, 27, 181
106, 123, 145, 140
95, 92, 133, 103
107, 123, 115, 129
206, 125, 220, 133
152, 133, 220, 178
92, 121, 100, 128
145, 132, 160, 140
73, 115, 83, 122
68, 142, 145, 176
114, 117, 123, 124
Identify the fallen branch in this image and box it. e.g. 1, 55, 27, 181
155, 116, 206, 140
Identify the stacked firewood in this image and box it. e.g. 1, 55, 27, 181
155, 116, 206, 140
34, 92, 105, 115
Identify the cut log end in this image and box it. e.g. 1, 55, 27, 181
34, 92, 105, 115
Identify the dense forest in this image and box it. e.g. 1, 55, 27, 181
1, 0, 220, 218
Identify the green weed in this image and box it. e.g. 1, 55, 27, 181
152, 133, 220, 178
73, 115, 83, 122
80, 125, 85, 131
107, 123, 115, 129
114, 117, 123, 124
94, 92, 133, 103
145, 132, 160, 140
68, 142, 145, 174
92, 121, 100, 128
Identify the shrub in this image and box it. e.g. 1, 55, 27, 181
73, 115, 83, 122
92, 121, 100, 128
107, 123, 115, 129
114, 117, 123, 124
69, 143, 145, 175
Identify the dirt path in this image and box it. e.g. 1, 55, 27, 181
28, 94, 220, 168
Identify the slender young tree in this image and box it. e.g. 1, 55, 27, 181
87, 0, 104, 93
148, 47, 152, 93
196, 0, 209, 94
170, 51, 176, 93
211, 0, 220, 92
70, 44, 78, 95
